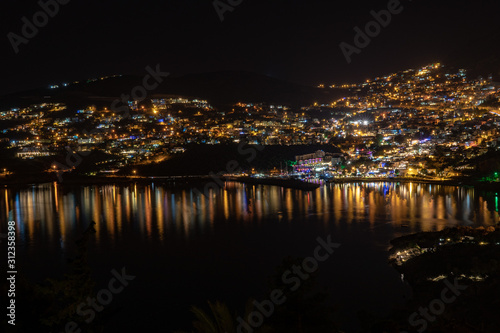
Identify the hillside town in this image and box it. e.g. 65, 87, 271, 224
1, 63, 500, 181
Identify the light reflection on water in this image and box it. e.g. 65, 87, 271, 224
1, 181, 499, 332
0, 182, 498, 248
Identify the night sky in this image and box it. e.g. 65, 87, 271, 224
1, 0, 499, 95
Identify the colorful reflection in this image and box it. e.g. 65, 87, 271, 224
0, 182, 498, 249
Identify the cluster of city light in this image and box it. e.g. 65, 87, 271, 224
0, 63, 499, 178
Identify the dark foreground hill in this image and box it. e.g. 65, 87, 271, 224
130, 144, 341, 176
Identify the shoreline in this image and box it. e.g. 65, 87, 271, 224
225, 176, 321, 190
327, 177, 500, 191
1, 174, 499, 191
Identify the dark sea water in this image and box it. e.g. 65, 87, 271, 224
1, 182, 499, 332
